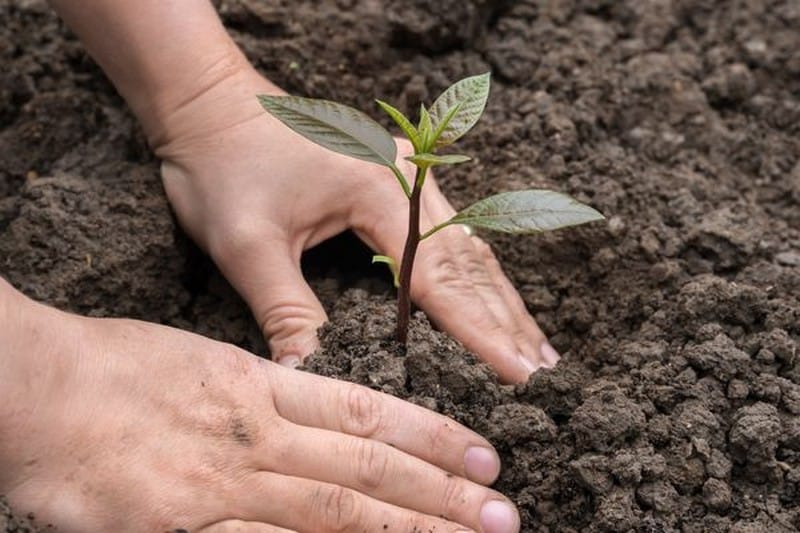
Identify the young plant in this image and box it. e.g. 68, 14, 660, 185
258, 73, 604, 344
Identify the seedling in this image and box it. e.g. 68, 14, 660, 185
259, 73, 604, 344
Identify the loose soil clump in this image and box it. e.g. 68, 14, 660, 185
1, 0, 798, 531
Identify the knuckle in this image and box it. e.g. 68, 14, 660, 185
180, 453, 229, 488
216, 342, 255, 376
147, 504, 185, 532
353, 440, 391, 490
440, 475, 471, 518
258, 301, 322, 342
415, 253, 468, 302
424, 420, 457, 455
205, 522, 246, 533
340, 384, 384, 438
258, 420, 294, 469
458, 246, 495, 288
483, 319, 509, 338
511, 325, 532, 347
313, 485, 362, 532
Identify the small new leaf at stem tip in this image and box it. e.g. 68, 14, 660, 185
417, 104, 433, 149
429, 72, 491, 147
430, 101, 463, 147
376, 99, 421, 151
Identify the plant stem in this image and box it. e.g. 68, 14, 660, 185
396, 166, 426, 344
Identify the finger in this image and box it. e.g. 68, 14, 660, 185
350, 176, 532, 383
425, 203, 524, 343
430, 222, 539, 368
210, 231, 327, 366
421, 180, 555, 379
259, 420, 515, 532
234, 471, 485, 533
199, 521, 296, 533
411, 235, 532, 383
474, 237, 560, 368
423, 188, 552, 369
268, 367, 502, 486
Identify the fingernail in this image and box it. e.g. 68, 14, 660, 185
518, 355, 538, 375
480, 500, 520, 533
278, 355, 300, 368
540, 341, 561, 367
464, 446, 500, 485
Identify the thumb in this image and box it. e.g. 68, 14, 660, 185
213, 235, 327, 367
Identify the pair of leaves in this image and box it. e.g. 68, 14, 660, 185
378, 72, 490, 155
257, 72, 490, 171
258, 77, 605, 238
422, 190, 605, 239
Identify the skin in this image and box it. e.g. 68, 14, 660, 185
0, 0, 561, 529
48, 0, 559, 381
0, 279, 517, 531
156, 76, 558, 382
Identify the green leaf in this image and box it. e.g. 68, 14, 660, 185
372, 255, 399, 288
258, 95, 397, 167
447, 190, 605, 234
418, 103, 433, 149
405, 153, 471, 168
376, 100, 421, 150
430, 102, 463, 146
429, 72, 491, 146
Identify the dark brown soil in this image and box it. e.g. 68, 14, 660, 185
2, 0, 799, 531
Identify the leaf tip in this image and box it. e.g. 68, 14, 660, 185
586, 206, 606, 221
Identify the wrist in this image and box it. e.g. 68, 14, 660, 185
49, 0, 282, 152
133, 46, 263, 147
147, 62, 285, 156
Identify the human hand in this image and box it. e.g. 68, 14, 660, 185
155, 67, 559, 384
0, 287, 519, 532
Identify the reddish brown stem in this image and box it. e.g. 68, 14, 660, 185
396, 167, 426, 344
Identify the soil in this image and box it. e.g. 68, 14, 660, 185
1, 0, 799, 531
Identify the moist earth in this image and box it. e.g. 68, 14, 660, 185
1, 0, 799, 531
